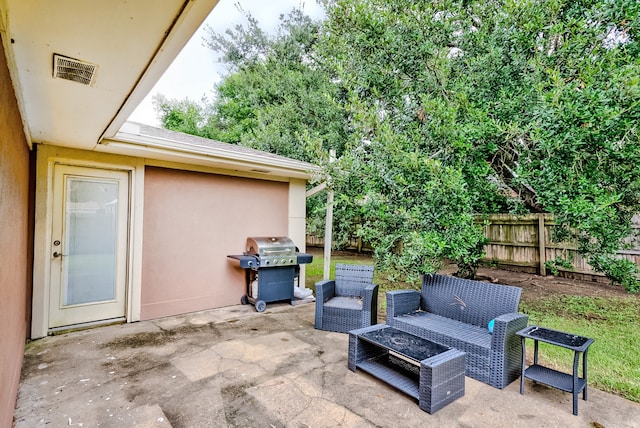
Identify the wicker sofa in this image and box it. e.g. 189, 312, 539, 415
386, 274, 528, 389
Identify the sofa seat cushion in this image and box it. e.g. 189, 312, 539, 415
324, 296, 363, 310
392, 311, 493, 384
393, 311, 492, 353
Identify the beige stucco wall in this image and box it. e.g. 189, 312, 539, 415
31, 145, 310, 332
0, 36, 32, 426
141, 166, 292, 319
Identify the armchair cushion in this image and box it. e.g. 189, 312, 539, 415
323, 296, 363, 310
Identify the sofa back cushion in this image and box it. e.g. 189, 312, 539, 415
421, 274, 522, 328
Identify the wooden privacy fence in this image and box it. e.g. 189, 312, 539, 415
306, 234, 372, 253
480, 214, 640, 280
307, 213, 640, 280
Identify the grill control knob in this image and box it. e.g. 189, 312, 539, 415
265, 260, 270, 265
273, 259, 278, 265
289, 259, 293, 263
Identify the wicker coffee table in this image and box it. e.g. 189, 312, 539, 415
348, 324, 465, 414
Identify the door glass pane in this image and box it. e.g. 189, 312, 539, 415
63, 177, 119, 305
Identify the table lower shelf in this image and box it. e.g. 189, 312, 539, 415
357, 356, 420, 400
524, 364, 586, 393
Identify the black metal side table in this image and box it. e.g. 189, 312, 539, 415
517, 325, 594, 415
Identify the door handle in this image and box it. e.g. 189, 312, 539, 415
53, 251, 68, 258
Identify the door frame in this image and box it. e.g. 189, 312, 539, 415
48, 165, 130, 328
32, 147, 145, 338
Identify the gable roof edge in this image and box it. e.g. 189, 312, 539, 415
100, 121, 319, 180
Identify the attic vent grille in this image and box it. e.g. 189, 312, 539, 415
53, 54, 97, 86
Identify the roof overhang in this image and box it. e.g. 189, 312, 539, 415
0, 0, 219, 149
100, 122, 318, 180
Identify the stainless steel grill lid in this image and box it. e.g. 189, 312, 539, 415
245, 236, 297, 266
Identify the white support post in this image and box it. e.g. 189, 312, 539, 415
323, 150, 336, 280
323, 189, 334, 280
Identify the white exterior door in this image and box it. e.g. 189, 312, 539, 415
49, 165, 129, 328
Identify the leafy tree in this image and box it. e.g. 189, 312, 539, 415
156, 7, 349, 162
319, 0, 640, 288
153, 95, 217, 139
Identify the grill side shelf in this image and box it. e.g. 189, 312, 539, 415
227, 255, 259, 268
296, 253, 313, 264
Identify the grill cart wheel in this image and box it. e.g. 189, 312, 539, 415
255, 300, 266, 312
241, 295, 249, 305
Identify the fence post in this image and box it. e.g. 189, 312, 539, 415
538, 214, 547, 276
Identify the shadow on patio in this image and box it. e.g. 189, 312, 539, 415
14, 303, 640, 427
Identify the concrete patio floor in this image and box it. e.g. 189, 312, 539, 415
14, 303, 640, 427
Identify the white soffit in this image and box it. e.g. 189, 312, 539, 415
1, 0, 219, 149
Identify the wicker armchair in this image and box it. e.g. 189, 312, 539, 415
314, 264, 378, 333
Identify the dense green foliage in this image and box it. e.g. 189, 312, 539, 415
156, 1, 640, 289
153, 95, 216, 139
155, 9, 348, 161
319, 0, 640, 286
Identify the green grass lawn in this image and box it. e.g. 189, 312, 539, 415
520, 295, 640, 403
305, 249, 374, 287
304, 248, 640, 402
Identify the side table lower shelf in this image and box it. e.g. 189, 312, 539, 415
523, 364, 587, 394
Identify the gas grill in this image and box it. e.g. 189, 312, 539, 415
227, 237, 313, 312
